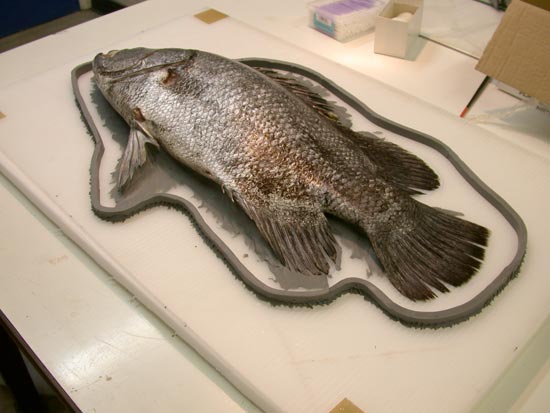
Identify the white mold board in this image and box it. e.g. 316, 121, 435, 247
0, 15, 548, 413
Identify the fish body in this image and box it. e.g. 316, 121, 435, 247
92, 48, 489, 300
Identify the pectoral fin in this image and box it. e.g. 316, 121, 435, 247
117, 121, 159, 191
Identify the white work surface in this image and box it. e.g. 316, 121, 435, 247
1, 1, 549, 413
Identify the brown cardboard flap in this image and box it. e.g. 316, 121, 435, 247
523, 0, 550, 11
476, 0, 550, 104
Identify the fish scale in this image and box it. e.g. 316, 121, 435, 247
93, 48, 489, 301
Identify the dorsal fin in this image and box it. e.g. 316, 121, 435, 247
253, 66, 346, 125
251, 65, 439, 194
344, 129, 440, 194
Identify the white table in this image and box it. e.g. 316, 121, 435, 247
1, 1, 548, 412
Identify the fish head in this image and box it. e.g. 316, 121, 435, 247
93, 47, 197, 75
92, 48, 197, 119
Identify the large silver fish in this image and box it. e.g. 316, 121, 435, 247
92, 48, 489, 300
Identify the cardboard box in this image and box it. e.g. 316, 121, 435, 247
374, 0, 423, 59
476, 0, 550, 105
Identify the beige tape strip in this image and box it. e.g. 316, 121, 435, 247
329, 398, 366, 413
194, 9, 228, 24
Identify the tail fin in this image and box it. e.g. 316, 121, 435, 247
370, 201, 489, 301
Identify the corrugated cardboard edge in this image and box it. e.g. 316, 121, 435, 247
475, 0, 550, 105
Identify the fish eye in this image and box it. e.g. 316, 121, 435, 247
162, 68, 178, 85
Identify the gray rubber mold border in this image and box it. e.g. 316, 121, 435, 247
72, 59, 527, 327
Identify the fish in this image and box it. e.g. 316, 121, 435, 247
92, 48, 489, 301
